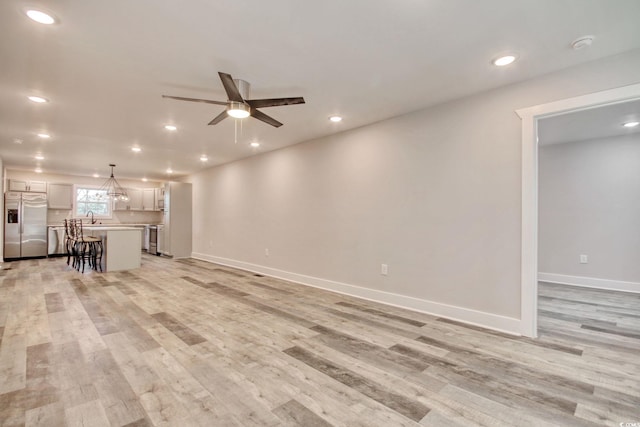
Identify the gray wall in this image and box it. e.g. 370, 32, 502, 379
539, 134, 640, 283
189, 49, 640, 330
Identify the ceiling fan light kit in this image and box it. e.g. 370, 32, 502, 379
163, 71, 305, 128
227, 101, 250, 118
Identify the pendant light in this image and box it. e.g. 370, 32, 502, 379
98, 164, 129, 201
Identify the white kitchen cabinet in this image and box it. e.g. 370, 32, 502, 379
8, 179, 47, 192
161, 182, 191, 258
142, 188, 155, 211
47, 183, 73, 209
8, 179, 27, 192
113, 188, 158, 211
114, 188, 142, 210
113, 192, 128, 210
128, 188, 143, 210
154, 187, 165, 211
29, 181, 48, 192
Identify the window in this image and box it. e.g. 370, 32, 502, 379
74, 186, 112, 218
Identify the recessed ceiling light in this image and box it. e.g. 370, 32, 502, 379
623, 121, 639, 128
250, 142, 260, 148
34, 168, 43, 173
493, 55, 517, 67
200, 155, 208, 162
25, 9, 56, 25
131, 147, 142, 152
142, 177, 148, 182
28, 96, 49, 103
164, 125, 177, 131
35, 154, 45, 160
37, 133, 50, 139
166, 168, 173, 174
329, 115, 343, 123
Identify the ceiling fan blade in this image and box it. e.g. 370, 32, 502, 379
251, 109, 283, 128
218, 72, 244, 102
246, 97, 305, 109
162, 95, 227, 106
208, 110, 228, 125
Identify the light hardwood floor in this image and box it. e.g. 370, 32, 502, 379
0, 255, 638, 426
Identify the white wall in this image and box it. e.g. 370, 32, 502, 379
539, 134, 640, 290
189, 49, 640, 334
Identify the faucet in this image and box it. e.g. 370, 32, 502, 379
86, 211, 97, 224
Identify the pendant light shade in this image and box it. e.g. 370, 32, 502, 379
99, 164, 129, 201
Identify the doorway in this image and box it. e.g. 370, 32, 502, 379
516, 82, 640, 338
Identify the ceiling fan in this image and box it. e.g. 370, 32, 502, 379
162, 72, 305, 128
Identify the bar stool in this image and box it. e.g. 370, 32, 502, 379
64, 219, 73, 266
69, 219, 103, 272
66, 219, 81, 269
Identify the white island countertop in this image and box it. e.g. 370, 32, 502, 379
84, 227, 143, 272
48, 223, 159, 227
84, 226, 142, 231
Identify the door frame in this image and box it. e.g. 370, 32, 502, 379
516, 82, 640, 338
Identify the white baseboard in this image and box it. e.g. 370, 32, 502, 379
191, 252, 522, 336
538, 272, 640, 294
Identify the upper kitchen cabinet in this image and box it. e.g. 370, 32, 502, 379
142, 188, 155, 211
113, 188, 161, 211
154, 187, 165, 211
47, 183, 73, 209
8, 179, 47, 193
114, 188, 143, 211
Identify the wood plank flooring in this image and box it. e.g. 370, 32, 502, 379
0, 256, 638, 426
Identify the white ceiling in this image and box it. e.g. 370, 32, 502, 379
538, 99, 640, 145
2, 1, 640, 181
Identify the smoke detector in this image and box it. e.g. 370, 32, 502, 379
571, 36, 594, 50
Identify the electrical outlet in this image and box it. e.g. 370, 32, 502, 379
580, 254, 588, 264
265, 248, 270, 257
381, 264, 388, 275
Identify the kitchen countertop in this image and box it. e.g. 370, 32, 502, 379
47, 223, 160, 227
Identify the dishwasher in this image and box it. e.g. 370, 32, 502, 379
47, 226, 67, 256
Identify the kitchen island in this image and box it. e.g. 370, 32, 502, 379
84, 226, 142, 271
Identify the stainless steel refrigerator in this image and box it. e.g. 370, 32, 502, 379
4, 192, 48, 260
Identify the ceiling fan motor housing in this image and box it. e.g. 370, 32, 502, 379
226, 79, 251, 117
234, 79, 250, 99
